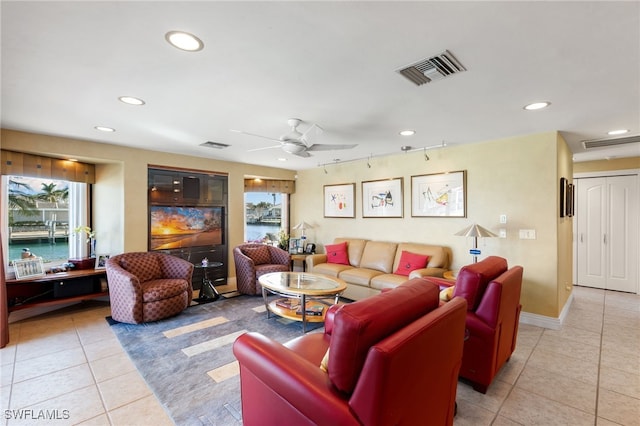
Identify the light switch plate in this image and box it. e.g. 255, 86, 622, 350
499, 229, 507, 238
519, 229, 536, 239
500, 214, 507, 224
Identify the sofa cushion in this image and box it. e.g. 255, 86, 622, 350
394, 250, 430, 276
326, 241, 349, 265
120, 254, 162, 283
339, 268, 384, 286
328, 278, 439, 394
394, 243, 449, 270
453, 256, 508, 311
334, 238, 368, 267
242, 245, 271, 265
359, 241, 397, 273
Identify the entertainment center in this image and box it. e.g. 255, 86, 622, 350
148, 167, 229, 290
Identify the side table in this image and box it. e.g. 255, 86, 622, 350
193, 262, 223, 303
290, 254, 310, 272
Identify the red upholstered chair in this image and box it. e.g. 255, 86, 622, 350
233, 243, 290, 295
105, 252, 194, 324
233, 278, 468, 426
428, 256, 523, 393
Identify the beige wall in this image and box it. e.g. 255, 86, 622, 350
294, 132, 569, 317
1, 129, 296, 269
573, 156, 640, 174
1, 128, 577, 318
556, 134, 574, 315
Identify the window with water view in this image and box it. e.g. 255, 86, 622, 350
6, 176, 71, 264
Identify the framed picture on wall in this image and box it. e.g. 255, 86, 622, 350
323, 183, 355, 218
411, 170, 466, 217
361, 178, 403, 218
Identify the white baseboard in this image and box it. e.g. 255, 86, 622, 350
519, 292, 574, 330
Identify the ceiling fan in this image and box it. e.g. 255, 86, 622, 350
232, 118, 357, 158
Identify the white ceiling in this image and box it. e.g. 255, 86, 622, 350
2, 1, 639, 171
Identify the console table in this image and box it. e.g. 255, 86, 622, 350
6, 269, 108, 313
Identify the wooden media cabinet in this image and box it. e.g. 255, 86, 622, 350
6, 269, 108, 312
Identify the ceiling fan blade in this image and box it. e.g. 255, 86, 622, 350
247, 145, 282, 152
306, 143, 358, 152
291, 150, 311, 158
230, 129, 281, 143
300, 123, 324, 146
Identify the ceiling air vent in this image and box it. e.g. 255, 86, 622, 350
397, 50, 466, 86
201, 141, 230, 149
582, 135, 640, 149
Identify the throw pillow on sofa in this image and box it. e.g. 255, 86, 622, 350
394, 250, 430, 276
326, 241, 349, 265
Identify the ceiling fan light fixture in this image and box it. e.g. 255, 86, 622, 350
282, 143, 306, 154
165, 31, 204, 51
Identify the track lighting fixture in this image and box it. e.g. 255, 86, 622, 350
324, 165, 328, 174
367, 155, 372, 168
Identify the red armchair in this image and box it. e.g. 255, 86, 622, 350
233, 278, 467, 426
233, 243, 291, 295
428, 256, 523, 393
106, 252, 194, 324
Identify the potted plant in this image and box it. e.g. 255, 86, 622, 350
277, 229, 289, 251
71, 225, 96, 269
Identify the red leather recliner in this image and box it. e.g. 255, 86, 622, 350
233, 278, 467, 426
427, 256, 523, 393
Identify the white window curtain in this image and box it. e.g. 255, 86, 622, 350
68, 182, 90, 259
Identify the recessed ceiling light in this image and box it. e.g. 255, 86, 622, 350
277, 158, 287, 162
165, 31, 204, 51
523, 101, 551, 110
118, 96, 145, 106
607, 129, 629, 136
399, 129, 416, 136
94, 126, 115, 132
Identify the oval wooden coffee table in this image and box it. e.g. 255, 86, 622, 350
259, 272, 347, 332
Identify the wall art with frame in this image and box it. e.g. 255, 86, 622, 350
323, 183, 355, 218
411, 170, 466, 217
13, 257, 46, 279
362, 178, 404, 218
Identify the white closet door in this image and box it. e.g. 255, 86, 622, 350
576, 175, 638, 293
576, 178, 606, 288
606, 175, 638, 293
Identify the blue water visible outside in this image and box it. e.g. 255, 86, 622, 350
246, 223, 281, 242
8, 242, 70, 263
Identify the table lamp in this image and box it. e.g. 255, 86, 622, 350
293, 221, 314, 252
454, 223, 497, 263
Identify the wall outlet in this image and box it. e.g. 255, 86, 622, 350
499, 214, 507, 224
519, 229, 536, 239
499, 228, 507, 238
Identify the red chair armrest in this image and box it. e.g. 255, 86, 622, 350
233, 332, 354, 423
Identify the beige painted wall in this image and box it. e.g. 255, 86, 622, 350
573, 156, 640, 174
294, 132, 568, 317
1, 129, 297, 269
2, 128, 575, 318
556, 134, 574, 315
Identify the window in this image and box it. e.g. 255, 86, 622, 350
3, 175, 90, 266
244, 192, 289, 245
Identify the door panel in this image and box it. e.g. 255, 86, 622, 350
577, 178, 606, 288
606, 176, 638, 292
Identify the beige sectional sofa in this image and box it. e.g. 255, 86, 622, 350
305, 237, 451, 300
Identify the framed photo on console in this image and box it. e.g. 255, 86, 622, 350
95, 254, 111, 269
411, 170, 466, 217
13, 257, 46, 279
362, 178, 403, 218
324, 183, 355, 218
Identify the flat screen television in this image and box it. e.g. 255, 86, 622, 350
149, 206, 224, 251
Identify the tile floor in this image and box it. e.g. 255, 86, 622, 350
1, 285, 638, 426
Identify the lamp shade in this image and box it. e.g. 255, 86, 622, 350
293, 221, 313, 231
454, 223, 497, 238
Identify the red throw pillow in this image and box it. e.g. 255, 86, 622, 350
394, 251, 429, 276
325, 242, 349, 265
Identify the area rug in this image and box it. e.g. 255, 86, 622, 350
109, 294, 324, 425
